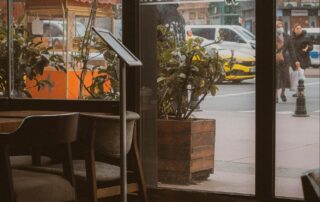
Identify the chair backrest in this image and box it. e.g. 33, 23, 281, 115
11, 113, 79, 147
301, 169, 320, 202
0, 112, 79, 202
78, 111, 140, 159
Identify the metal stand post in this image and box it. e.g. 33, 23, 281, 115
120, 62, 127, 202
91, 27, 142, 202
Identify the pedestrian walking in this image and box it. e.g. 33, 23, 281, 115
290, 23, 313, 69
275, 20, 292, 103
289, 23, 313, 97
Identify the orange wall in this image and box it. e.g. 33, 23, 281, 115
26, 67, 111, 100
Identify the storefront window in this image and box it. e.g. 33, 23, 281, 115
275, 0, 320, 198
140, 0, 256, 195
8, 0, 122, 100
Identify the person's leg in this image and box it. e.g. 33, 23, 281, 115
280, 80, 287, 102
279, 63, 287, 102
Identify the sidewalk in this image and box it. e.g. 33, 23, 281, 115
305, 68, 320, 78
159, 110, 320, 198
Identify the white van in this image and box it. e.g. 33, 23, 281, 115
185, 25, 256, 56
303, 28, 320, 67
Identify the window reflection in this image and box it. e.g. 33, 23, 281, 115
7, 0, 122, 100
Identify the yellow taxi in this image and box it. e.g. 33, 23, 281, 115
214, 49, 256, 83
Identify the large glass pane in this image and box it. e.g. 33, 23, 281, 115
10, 0, 122, 100
0, 0, 8, 97
140, 0, 256, 194
275, 0, 320, 198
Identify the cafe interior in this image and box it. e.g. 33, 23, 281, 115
0, 0, 319, 202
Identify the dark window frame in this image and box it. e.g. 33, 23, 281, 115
0, 0, 139, 115
139, 1, 303, 202
0, 0, 305, 201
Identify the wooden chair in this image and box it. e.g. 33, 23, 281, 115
74, 111, 147, 202
301, 169, 320, 202
0, 112, 79, 202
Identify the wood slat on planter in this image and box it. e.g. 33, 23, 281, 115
158, 119, 216, 184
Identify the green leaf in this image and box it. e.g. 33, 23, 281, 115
210, 85, 218, 96
22, 90, 32, 98
178, 73, 186, 79
92, 65, 101, 72
191, 65, 199, 72
157, 77, 167, 83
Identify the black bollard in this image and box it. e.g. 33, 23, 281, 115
293, 79, 309, 117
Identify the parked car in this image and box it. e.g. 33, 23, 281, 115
283, 0, 299, 8
303, 28, 320, 68
185, 25, 256, 57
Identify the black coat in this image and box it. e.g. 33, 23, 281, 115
290, 30, 313, 69
275, 33, 291, 88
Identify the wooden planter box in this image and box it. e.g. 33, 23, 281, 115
157, 119, 216, 184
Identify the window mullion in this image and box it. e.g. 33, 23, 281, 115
255, 0, 276, 201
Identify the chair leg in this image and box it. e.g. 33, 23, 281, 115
132, 130, 148, 202
85, 123, 98, 202
135, 153, 148, 202
0, 145, 15, 202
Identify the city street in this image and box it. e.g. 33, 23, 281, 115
200, 77, 320, 114
161, 72, 320, 198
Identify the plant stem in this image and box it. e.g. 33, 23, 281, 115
72, 62, 96, 98
184, 91, 208, 120
78, 0, 98, 99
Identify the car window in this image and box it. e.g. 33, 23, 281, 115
43, 23, 63, 37
234, 26, 255, 40
220, 28, 246, 43
191, 28, 215, 40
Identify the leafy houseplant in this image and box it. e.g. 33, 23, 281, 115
157, 24, 224, 184
0, 19, 65, 98
157, 24, 224, 120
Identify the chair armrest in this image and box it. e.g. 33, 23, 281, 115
301, 169, 320, 201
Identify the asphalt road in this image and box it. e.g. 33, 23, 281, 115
200, 78, 320, 114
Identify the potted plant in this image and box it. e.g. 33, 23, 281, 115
157, 24, 225, 184
0, 18, 65, 98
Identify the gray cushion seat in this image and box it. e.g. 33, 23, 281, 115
12, 169, 75, 202
20, 160, 130, 183
10, 155, 51, 168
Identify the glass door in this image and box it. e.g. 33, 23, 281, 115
275, 0, 320, 199
140, 0, 256, 195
